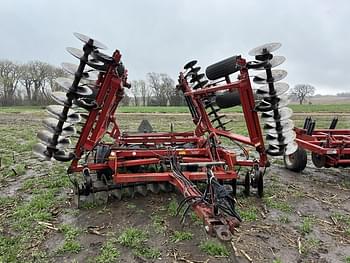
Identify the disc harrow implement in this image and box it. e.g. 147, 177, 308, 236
33, 36, 297, 241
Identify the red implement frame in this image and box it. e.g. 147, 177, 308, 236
68, 53, 268, 239
295, 127, 350, 167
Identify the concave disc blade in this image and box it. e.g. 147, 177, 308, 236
256, 96, 290, 112
185, 67, 200, 77
55, 77, 73, 91
249, 42, 282, 56
55, 77, 93, 96
266, 130, 295, 140
91, 50, 114, 64
264, 123, 294, 134
43, 118, 76, 137
37, 130, 71, 148
184, 60, 197, 69
257, 82, 289, 97
263, 119, 294, 128
268, 144, 281, 150
261, 107, 293, 121
80, 113, 89, 120
53, 150, 75, 162
266, 131, 296, 145
61, 62, 80, 75
73, 32, 108, 50
46, 105, 81, 123
254, 56, 286, 70
266, 144, 285, 156
190, 73, 205, 83
253, 70, 288, 84
32, 143, 51, 161
51, 91, 76, 107
86, 60, 107, 72
66, 47, 84, 59
284, 142, 299, 155
61, 62, 99, 81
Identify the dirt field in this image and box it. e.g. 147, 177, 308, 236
0, 111, 350, 263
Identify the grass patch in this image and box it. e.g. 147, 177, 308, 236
58, 240, 81, 254
345, 256, 350, 263
95, 237, 120, 263
170, 231, 193, 243
264, 197, 293, 213
278, 215, 290, 224
299, 217, 314, 235
151, 214, 166, 233
239, 207, 258, 222
134, 247, 161, 259
190, 212, 202, 225
127, 203, 137, 209
0, 105, 43, 113
12, 189, 57, 230
0, 235, 22, 263
301, 237, 320, 255
199, 240, 229, 257
59, 224, 81, 240
117, 227, 161, 259
167, 198, 178, 216
117, 227, 148, 248
332, 213, 350, 235
58, 224, 81, 254
332, 213, 350, 225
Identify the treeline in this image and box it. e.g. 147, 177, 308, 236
0, 59, 185, 107
0, 60, 65, 106
128, 73, 185, 106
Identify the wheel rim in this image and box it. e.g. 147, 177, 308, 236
285, 153, 295, 166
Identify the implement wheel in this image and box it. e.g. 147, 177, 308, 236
257, 171, 264, 198
284, 147, 307, 172
311, 152, 326, 168
243, 172, 250, 196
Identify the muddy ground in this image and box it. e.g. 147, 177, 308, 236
0, 111, 350, 263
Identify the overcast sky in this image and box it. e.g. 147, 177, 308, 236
1, 0, 349, 94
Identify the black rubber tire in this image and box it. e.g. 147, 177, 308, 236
283, 147, 307, 172
215, 91, 241, 109
243, 172, 250, 196
257, 172, 264, 198
205, 56, 239, 80
311, 152, 326, 168
95, 145, 113, 180
231, 179, 237, 197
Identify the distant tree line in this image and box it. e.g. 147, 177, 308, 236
0, 60, 66, 106
336, 92, 350, 97
129, 73, 185, 106
0, 59, 186, 107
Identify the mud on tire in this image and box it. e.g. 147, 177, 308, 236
283, 147, 307, 172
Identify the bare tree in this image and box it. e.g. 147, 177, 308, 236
138, 80, 149, 106
0, 60, 22, 106
20, 64, 34, 102
160, 73, 175, 105
46, 65, 66, 92
291, 84, 315, 105
26, 61, 51, 104
131, 80, 140, 106
147, 73, 175, 106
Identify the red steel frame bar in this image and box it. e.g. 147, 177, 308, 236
294, 127, 350, 166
